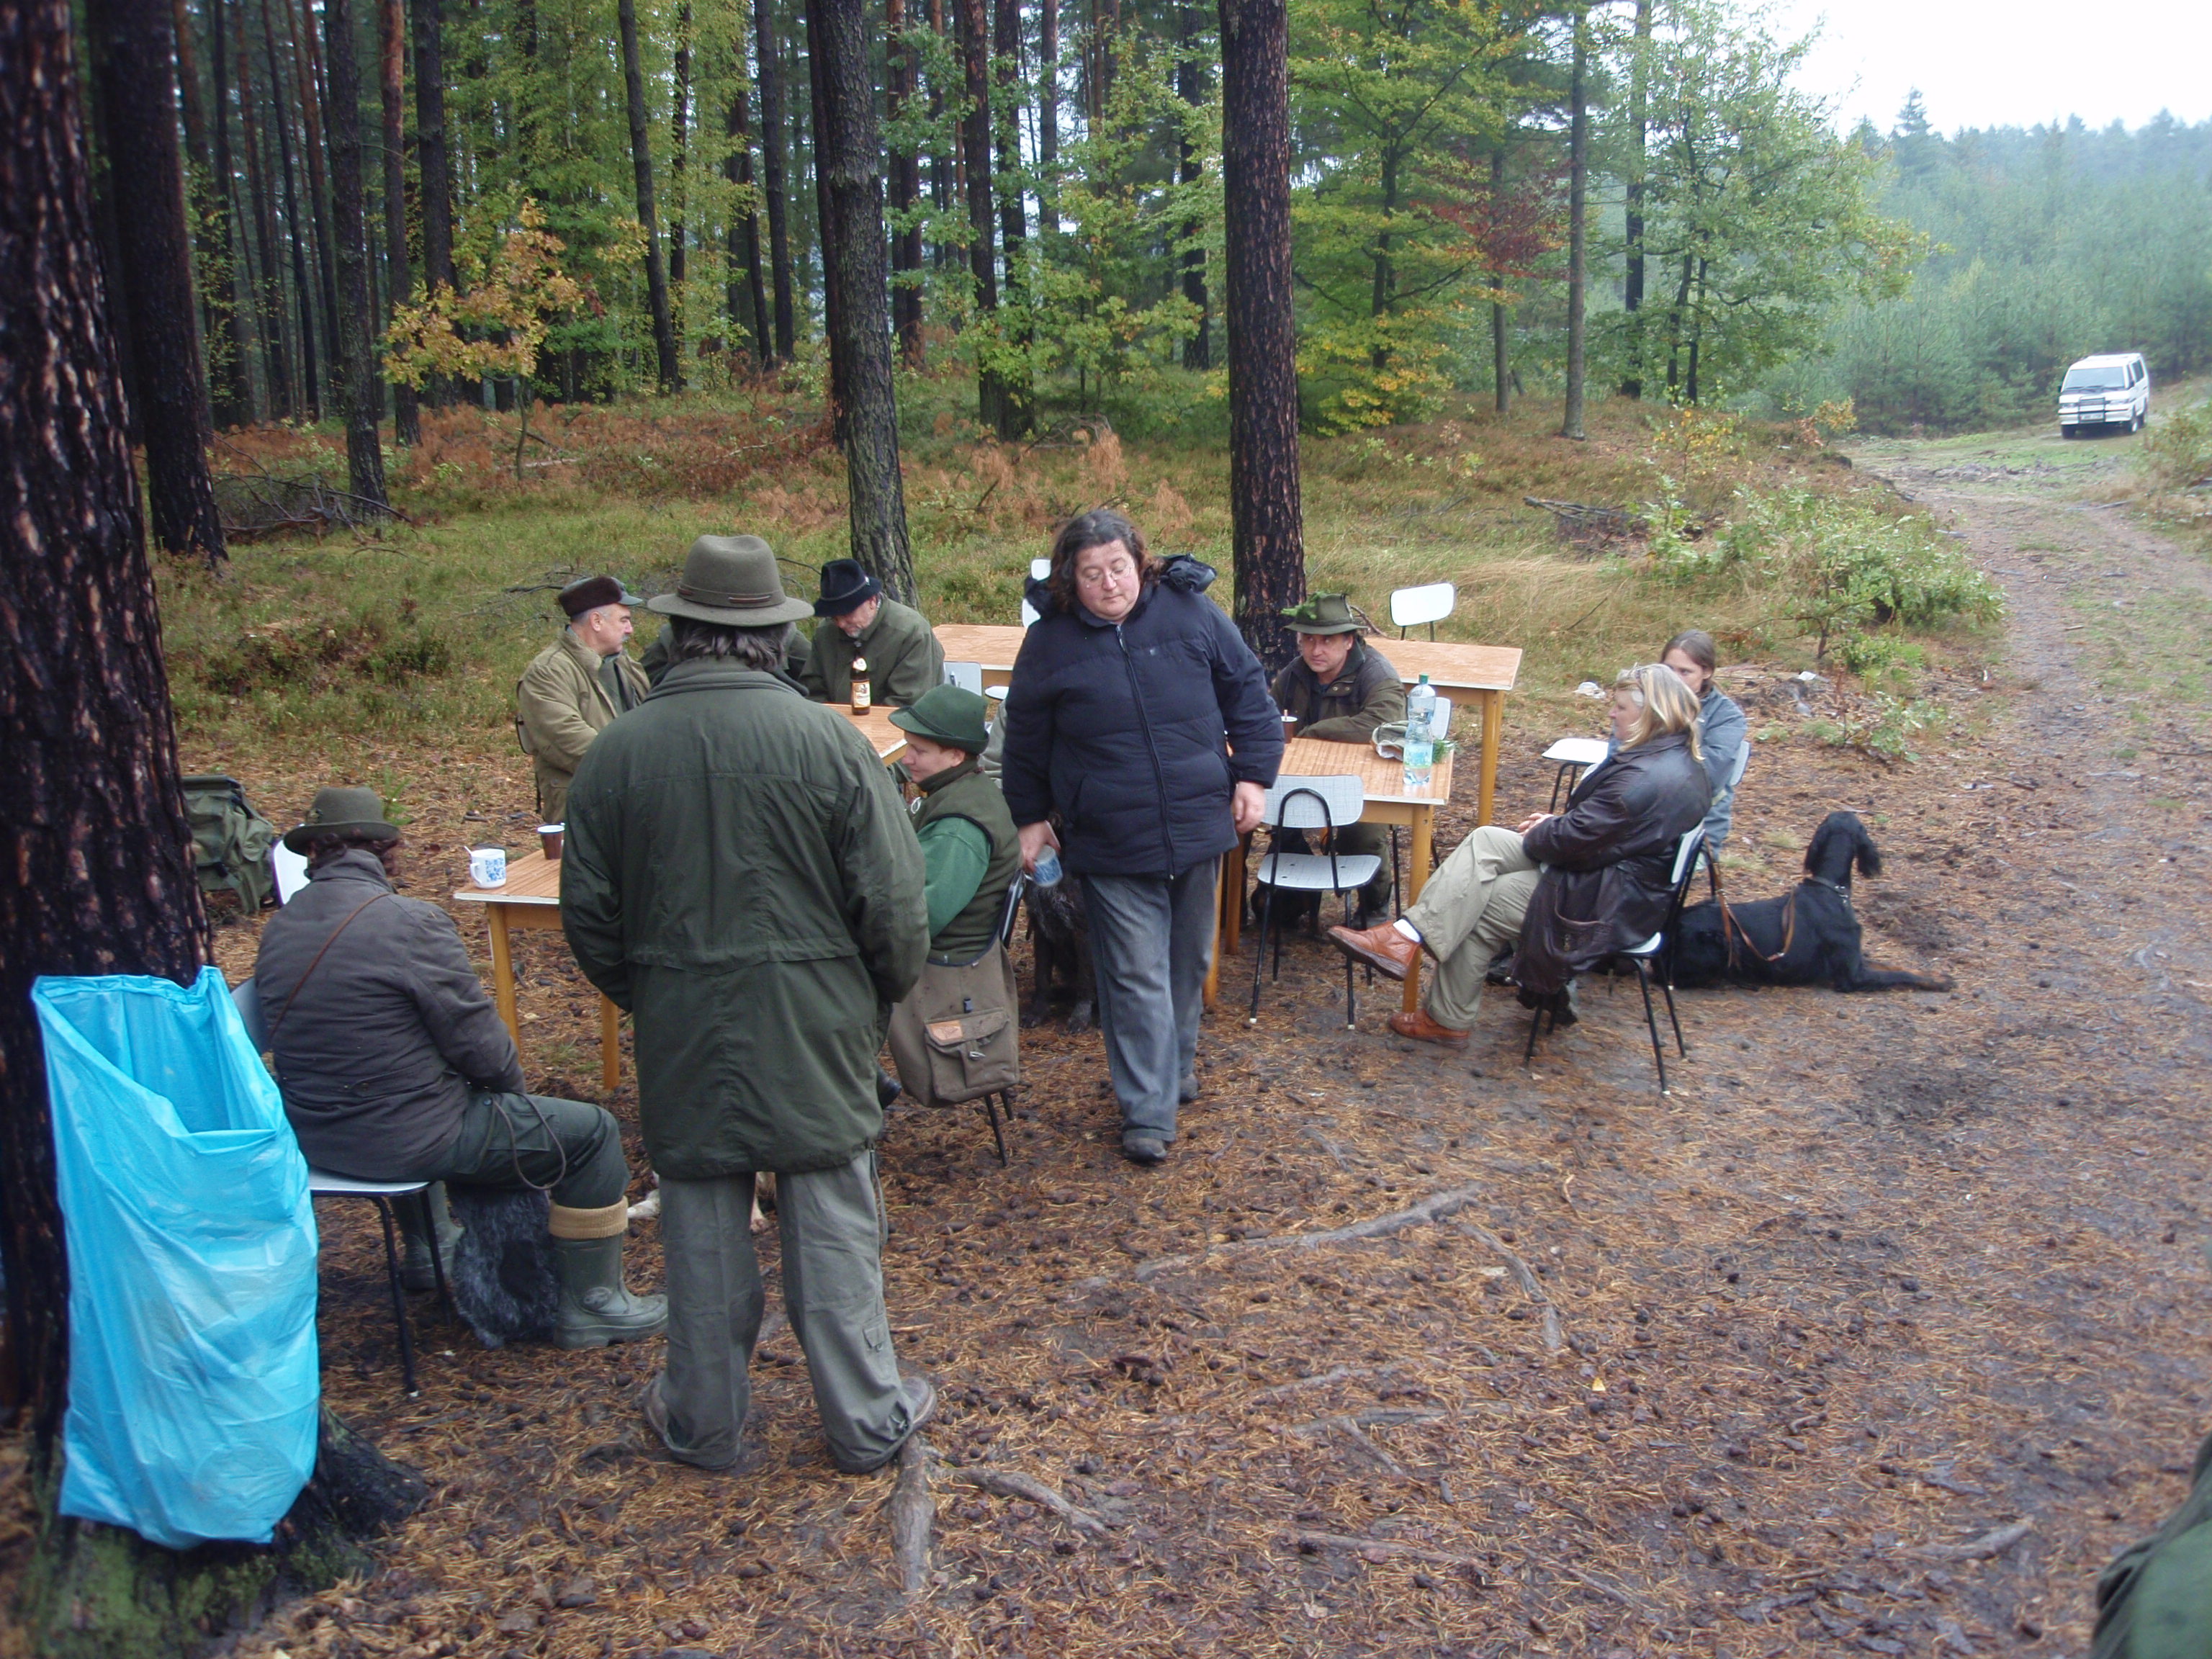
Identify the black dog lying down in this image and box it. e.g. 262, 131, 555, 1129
1672, 811, 1954, 992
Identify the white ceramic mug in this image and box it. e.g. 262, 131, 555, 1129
469, 845, 508, 888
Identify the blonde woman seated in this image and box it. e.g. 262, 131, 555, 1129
1329, 664, 1712, 1046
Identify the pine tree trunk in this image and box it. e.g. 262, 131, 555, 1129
753, 0, 796, 361
261, 0, 321, 418
618, 0, 681, 390
378, 0, 418, 442
283, 0, 343, 407
955, 0, 1003, 431
886, 0, 925, 364
233, 8, 295, 418
320, 0, 390, 508
81, 0, 228, 565
811, 0, 918, 603
1560, 4, 1587, 441
1619, 0, 1649, 399
669, 2, 691, 302
4, 15, 425, 1643
411, 0, 454, 408
208, 0, 262, 423
991, 0, 1032, 434
927, 0, 951, 266
804, 2, 847, 437
1215, 0, 1303, 670
724, 81, 772, 366
1037, 0, 1057, 227
1176, 1, 1209, 370
1490, 145, 1511, 416
176, 0, 251, 426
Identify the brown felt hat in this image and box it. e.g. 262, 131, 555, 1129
283, 785, 400, 853
647, 535, 816, 627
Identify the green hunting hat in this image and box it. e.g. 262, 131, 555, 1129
647, 534, 816, 627
890, 685, 993, 752
283, 785, 400, 853
1282, 593, 1364, 635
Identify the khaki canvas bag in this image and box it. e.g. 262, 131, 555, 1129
887, 942, 1020, 1108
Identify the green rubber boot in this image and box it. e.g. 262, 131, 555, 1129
395, 1183, 464, 1293
552, 1235, 668, 1349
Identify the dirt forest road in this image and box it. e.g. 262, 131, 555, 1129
240, 436, 2212, 1659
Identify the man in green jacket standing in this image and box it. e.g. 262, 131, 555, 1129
516, 575, 650, 822
1264, 593, 1406, 924
561, 534, 935, 1475
800, 557, 945, 708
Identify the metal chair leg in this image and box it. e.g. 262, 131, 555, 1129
1660, 974, 1686, 1057
983, 1092, 1010, 1166
1343, 894, 1358, 1028
1635, 962, 1669, 1093
426, 1190, 453, 1322
1524, 1007, 1542, 1063
373, 1196, 421, 1397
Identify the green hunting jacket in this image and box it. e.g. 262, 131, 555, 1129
1270, 640, 1406, 742
801, 598, 945, 708
559, 659, 929, 1178
516, 629, 649, 822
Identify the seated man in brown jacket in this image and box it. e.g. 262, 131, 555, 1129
1264, 593, 1406, 925
253, 786, 665, 1349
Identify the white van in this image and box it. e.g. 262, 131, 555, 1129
2059, 352, 2150, 437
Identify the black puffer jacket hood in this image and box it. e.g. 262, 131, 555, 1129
1022, 552, 1217, 619
999, 554, 1280, 878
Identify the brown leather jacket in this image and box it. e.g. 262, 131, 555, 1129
1511, 731, 1710, 996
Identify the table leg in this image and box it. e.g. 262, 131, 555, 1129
600, 996, 620, 1093
1402, 807, 1434, 1013
1478, 689, 1504, 828
487, 905, 521, 1050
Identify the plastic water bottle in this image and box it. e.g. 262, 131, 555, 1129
1032, 847, 1064, 888
1403, 675, 1436, 793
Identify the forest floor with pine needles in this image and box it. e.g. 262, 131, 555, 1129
10, 395, 2212, 1659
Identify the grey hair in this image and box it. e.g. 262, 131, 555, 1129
665, 616, 790, 670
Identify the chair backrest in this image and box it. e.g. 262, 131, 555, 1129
271, 841, 310, 904
1667, 826, 1707, 889
944, 660, 985, 694
1428, 695, 1453, 742
231, 976, 271, 1053
1020, 598, 1041, 628
1264, 775, 1365, 832
1030, 557, 1053, 581
1390, 581, 1455, 635
1726, 737, 1751, 790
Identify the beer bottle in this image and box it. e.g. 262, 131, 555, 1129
850, 655, 872, 712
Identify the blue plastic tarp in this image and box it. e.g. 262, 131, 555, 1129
32, 966, 320, 1549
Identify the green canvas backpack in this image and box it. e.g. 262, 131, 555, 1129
181, 774, 279, 912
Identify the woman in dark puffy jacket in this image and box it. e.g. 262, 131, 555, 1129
1000, 511, 1282, 1166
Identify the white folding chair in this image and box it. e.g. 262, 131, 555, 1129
944, 661, 984, 694
233, 975, 447, 1395
1541, 736, 1610, 810
1522, 827, 1705, 1094
1246, 775, 1381, 1029
1020, 558, 1051, 628
1390, 582, 1455, 639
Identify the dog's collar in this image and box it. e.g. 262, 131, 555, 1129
1804, 874, 1853, 907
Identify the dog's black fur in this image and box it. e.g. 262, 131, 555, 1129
1021, 872, 1097, 1034
444, 1184, 560, 1349
1671, 811, 1954, 993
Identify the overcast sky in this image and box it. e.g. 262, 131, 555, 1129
1757, 0, 2212, 137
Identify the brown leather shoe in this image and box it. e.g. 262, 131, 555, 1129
1386, 1009, 1470, 1047
1328, 922, 1419, 981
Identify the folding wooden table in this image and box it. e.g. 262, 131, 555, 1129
933, 623, 1028, 690
1370, 640, 1521, 830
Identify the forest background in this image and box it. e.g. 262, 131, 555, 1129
111, 0, 2212, 459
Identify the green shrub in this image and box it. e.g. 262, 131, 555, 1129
1647, 485, 2000, 660
2141, 398, 2212, 491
